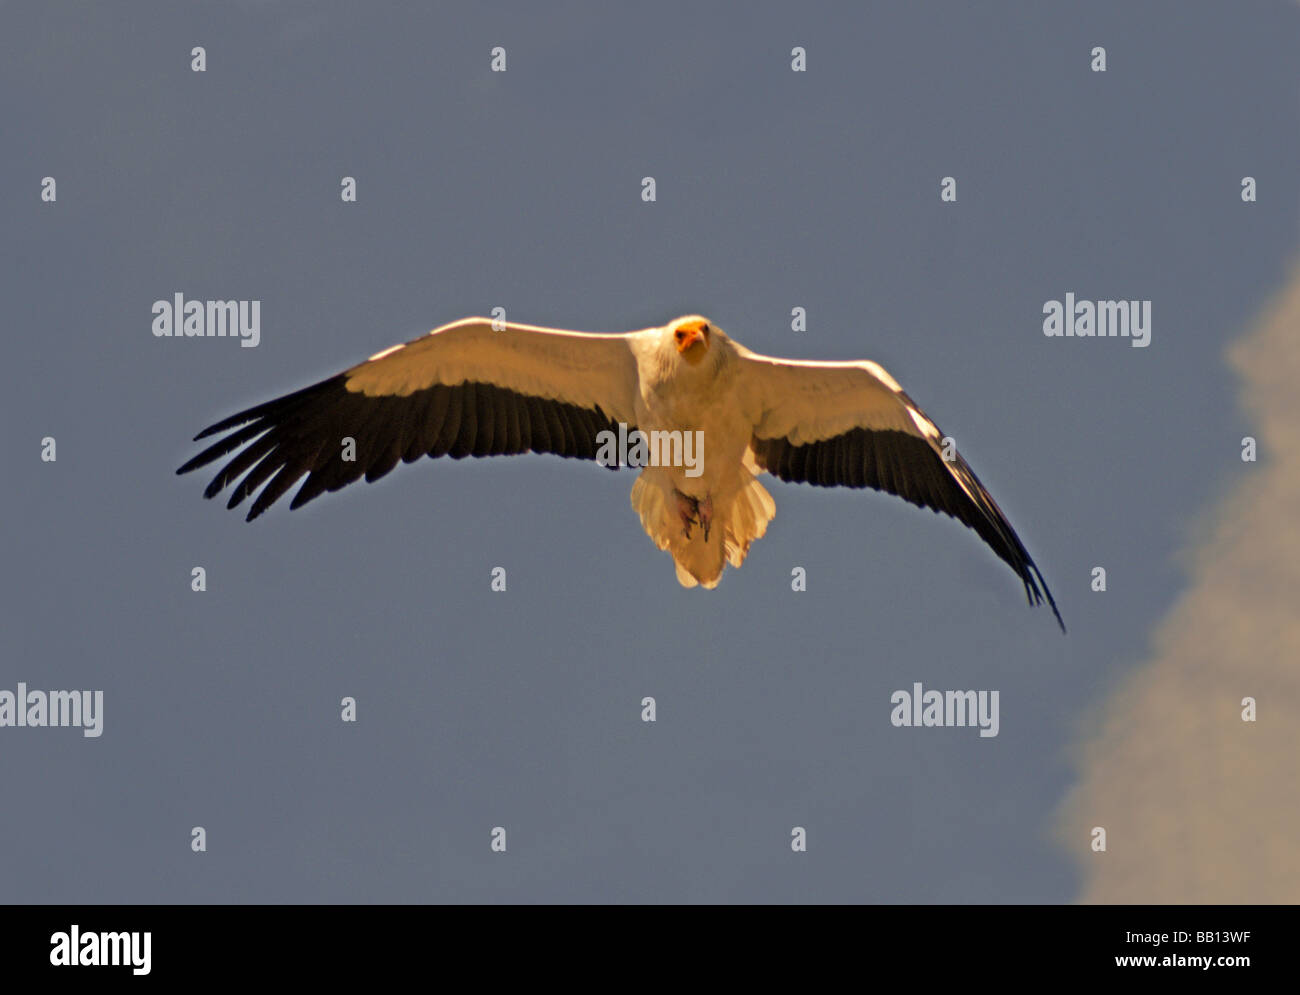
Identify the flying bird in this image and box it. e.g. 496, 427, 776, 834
178, 315, 1063, 629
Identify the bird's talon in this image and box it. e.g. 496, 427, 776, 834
697, 495, 714, 542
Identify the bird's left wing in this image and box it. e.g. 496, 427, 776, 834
735, 345, 1064, 630
177, 318, 643, 520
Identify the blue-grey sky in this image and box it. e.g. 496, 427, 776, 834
2, 1, 1296, 902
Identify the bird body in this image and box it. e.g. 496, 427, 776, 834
178, 314, 1063, 628
622, 321, 775, 587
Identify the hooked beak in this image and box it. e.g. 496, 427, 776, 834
674, 320, 710, 357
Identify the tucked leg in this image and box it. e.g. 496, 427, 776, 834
696, 494, 714, 542
674, 489, 699, 539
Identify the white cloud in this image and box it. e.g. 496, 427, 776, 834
1058, 261, 1300, 903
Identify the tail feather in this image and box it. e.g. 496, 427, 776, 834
631, 469, 775, 588
723, 470, 776, 568
630, 474, 672, 551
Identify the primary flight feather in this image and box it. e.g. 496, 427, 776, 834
177, 315, 1064, 629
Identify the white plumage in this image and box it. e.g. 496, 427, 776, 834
178, 315, 1062, 628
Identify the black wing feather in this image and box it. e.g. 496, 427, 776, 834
752, 424, 1064, 631
178, 373, 625, 522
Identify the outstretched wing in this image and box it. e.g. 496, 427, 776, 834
737, 347, 1064, 630
177, 317, 642, 520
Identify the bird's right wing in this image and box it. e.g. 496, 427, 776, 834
177, 317, 644, 520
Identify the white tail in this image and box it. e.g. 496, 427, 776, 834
631, 465, 775, 589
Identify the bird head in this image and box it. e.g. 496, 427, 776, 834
668, 316, 714, 365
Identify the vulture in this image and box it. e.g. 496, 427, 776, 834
178, 315, 1063, 629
